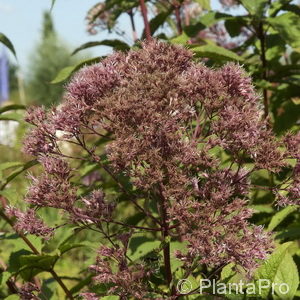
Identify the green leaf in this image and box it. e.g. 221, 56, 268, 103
4, 234, 43, 255
39, 278, 58, 299
170, 32, 190, 45
254, 242, 294, 299
58, 242, 88, 255
0, 33, 17, 58
170, 241, 188, 273
265, 34, 286, 61
19, 254, 58, 280
268, 12, 300, 48
69, 274, 93, 294
19, 254, 57, 270
184, 22, 206, 37
221, 263, 236, 282
240, 0, 268, 16
51, 57, 102, 84
143, 10, 173, 38
284, 4, 300, 15
192, 44, 243, 61
72, 39, 130, 55
0, 112, 23, 122
0, 189, 19, 205
195, 0, 211, 10
0, 160, 38, 190
250, 204, 274, 214
273, 100, 300, 133
269, 0, 291, 17
7, 249, 32, 274
224, 17, 249, 37
0, 104, 25, 114
272, 252, 299, 299
0, 162, 23, 172
219, 264, 247, 299
268, 206, 298, 231
199, 12, 231, 27
276, 226, 300, 240
50, 0, 56, 11
0, 271, 12, 288
128, 237, 161, 261
4, 295, 20, 300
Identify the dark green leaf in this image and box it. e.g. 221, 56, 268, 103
265, 34, 286, 61
0, 162, 23, 172
273, 100, 300, 133
50, 0, 56, 11
276, 226, 300, 240
142, 10, 173, 38
72, 40, 130, 55
225, 17, 249, 37
58, 242, 88, 255
184, 23, 205, 37
283, 4, 300, 15
19, 254, 58, 280
0, 105, 26, 114
0, 33, 17, 58
69, 274, 93, 294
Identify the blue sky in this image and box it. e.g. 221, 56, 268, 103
0, 0, 142, 70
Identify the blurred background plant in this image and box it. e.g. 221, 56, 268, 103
26, 12, 82, 107
0, 0, 299, 299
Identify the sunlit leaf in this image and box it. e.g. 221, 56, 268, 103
268, 12, 300, 48
268, 206, 298, 231
51, 57, 101, 84
192, 44, 244, 61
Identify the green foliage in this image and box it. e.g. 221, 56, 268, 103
26, 12, 80, 107
255, 242, 299, 299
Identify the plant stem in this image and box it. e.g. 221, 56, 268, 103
158, 185, 176, 295
173, 2, 183, 34
139, 0, 151, 40
257, 21, 269, 119
128, 9, 138, 42
0, 210, 74, 299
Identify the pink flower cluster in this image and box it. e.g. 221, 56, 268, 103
21, 40, 299, 297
